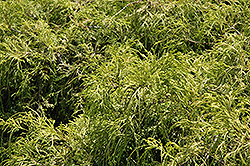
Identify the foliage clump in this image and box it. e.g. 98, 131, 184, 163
0, 0, 250, 165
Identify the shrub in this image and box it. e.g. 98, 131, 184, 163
1, 0, 250, 165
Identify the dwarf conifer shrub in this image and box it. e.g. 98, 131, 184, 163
1, 0, 250, 165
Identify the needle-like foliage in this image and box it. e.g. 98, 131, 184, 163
0, 0, 250, 165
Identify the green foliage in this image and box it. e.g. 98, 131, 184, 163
0, 0, 250, 165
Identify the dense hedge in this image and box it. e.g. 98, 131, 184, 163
0, 0, 250, 165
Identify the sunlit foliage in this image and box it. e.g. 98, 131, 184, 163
1, 0, 250, 165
